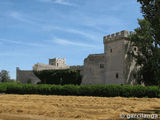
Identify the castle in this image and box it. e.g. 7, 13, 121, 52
16, 58, 83, 84
16, 30, 137, 85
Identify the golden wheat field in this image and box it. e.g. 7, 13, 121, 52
0, 94, 159, 120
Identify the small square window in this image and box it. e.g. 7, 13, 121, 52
110, 49, 112, 53
100, 64, 104, 68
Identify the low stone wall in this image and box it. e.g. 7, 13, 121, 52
69, 65, 83, 71
16, 68, 40, 84
33, 63, 69, 71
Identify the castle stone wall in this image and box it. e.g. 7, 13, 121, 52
33, 63, 69, 71
104, 39, 126, 84
16, 67, 40, 84
103, 30, 137, 85
81, 54, 105, 84
69, 65, 83, 71
103, 30, 128, 84
124, 40, 138, 85
49, 58, 67, 68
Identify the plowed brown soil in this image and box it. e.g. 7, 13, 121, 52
0, 94, 159, 120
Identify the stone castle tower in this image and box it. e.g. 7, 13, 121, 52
103, 30, 128, 84
82, 30, 136, 85
49, 58, 67, 67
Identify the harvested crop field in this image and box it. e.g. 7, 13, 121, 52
0, 94, 159, 120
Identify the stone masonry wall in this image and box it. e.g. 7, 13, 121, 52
33, 63, 69, 71
16, 67, 40, 84
69, 65, 83, 71
104, 39, 126, 84
81, 54, 105, 84
103, 30, 137, 85
49, 58, 67, 68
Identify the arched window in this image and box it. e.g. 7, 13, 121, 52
116, 73, 119, 79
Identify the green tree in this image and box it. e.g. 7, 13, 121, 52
128, 19, 160, 85
128, 0, 160, 85
138, 0, 160, 85
137, 0, 160, 44
0, 70, 10, 82
137, 0, 160, 58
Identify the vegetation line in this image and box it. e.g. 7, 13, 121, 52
0, 83, 159, 98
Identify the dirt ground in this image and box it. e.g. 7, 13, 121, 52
0, 94, 159, 120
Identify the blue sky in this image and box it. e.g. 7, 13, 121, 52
0, 0, 143, 79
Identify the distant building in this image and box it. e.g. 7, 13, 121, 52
16, 58, 82, 84
33, 58, 69, 71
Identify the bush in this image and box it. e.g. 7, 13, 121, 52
0, 83, 160, 98
0, 83, 8, 93
34, 69, 82, 85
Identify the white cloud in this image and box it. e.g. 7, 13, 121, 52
82, 16, 126, 28
110, 1, 138, 11
9, 11, 47, 26
0, 38, 46, 47
42, 26, 99, 41
9, 11, 36, 24
8, 11, 100, 41
54, 0, 74, 6
36, 0, 75, 6
54, 37, 102, 49
37, 0, 52, 2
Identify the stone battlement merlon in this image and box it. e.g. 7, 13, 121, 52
103, 30, 128, 44
88, 53, 104, 57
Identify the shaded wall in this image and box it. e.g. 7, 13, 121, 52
16, 68, 40, 84
81, 54, 105, 84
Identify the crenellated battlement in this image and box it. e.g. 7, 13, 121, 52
103, 30, 128, 44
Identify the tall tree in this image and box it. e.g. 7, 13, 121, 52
138, 0, 160, 85
128, 0, 160, 85
128, 19, 160, 85
0, 70, 10, 82
137, 0, 160, 52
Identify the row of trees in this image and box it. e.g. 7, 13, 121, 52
128, 0, 160, 85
